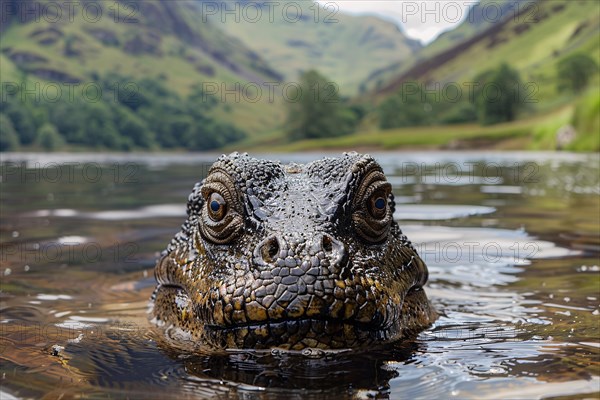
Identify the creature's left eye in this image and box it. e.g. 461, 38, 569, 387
368, 193, 388, 219
207, 192, 227, 221
351, 168, 392, 244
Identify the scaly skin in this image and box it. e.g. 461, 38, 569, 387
151, 152, 436, 350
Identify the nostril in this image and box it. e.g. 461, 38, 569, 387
322, 235, 333, 253
261, 237, 280, 263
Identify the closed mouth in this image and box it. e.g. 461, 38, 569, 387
154, 282, 402, 349
202, 316, 395, 350
203, 296, 392, 333
156, 282, 393, 327
205, 316, 388, 332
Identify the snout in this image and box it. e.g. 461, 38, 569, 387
208, 233, 395, 342
253, 233, 347, 272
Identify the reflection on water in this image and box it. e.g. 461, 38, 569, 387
1, 152, 599, 399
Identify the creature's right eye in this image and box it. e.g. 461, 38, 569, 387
198, 170, 244, 245
207, 192, 227, 222
351, 168, 393, 244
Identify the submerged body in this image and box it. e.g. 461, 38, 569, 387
151, 152, 436, 350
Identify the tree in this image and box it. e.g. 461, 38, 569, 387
113, 107, 155, 149
287, 70, 357, 140
557, 53, 599, 93
4, 101, 38, 144
187, 121, 246, 151
80, 102, 121, 148
473, 64, 523, 125
0, 113, 20, 151
379, 82, 435, 129
36, 123, 65, 151
49, 99, 88, 144
1, 72, 247, 151
440, 102, 478, 125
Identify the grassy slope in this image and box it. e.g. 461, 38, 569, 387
433, 1, 598, 106
227, 104, 572, 152
420, 0, 514, 53
234, 82, 598, 153
363, 0, 520, 89
206, 0, 421, 95
0, 0, 284, 136
375, 0, 600, 104
232, 1, 600, 153
3, 0, 597, 152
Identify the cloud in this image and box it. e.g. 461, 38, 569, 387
316, 0, 478, 44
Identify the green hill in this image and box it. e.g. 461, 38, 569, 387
0, 0, 287, 147
2, 0, 598, 152
201, 0, 421, 95
0, 0, 424, 151
0, 0, 282, 90
358, 0, 600, 152
235, 0, 600, 152
368, 0, 600, 105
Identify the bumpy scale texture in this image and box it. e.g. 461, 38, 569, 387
151, 152, 436, 350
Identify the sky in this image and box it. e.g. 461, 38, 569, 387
315, 1, 479, 44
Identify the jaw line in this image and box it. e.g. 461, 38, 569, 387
204, 316, 391, 333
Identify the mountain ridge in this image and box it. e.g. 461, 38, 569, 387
200, 0, 422, 94
364, 0, 599, 102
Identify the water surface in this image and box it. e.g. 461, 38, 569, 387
1, 151, 598, 399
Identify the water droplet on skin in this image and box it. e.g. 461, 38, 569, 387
51, 344, 64, 356
301, 348, 324, 358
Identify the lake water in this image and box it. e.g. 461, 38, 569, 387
1, 151, 599, 399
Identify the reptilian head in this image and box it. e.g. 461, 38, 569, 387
151, 152, 436, 350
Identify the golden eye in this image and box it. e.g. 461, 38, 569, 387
368, 192, 388, 219
207, 192, 227, 221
